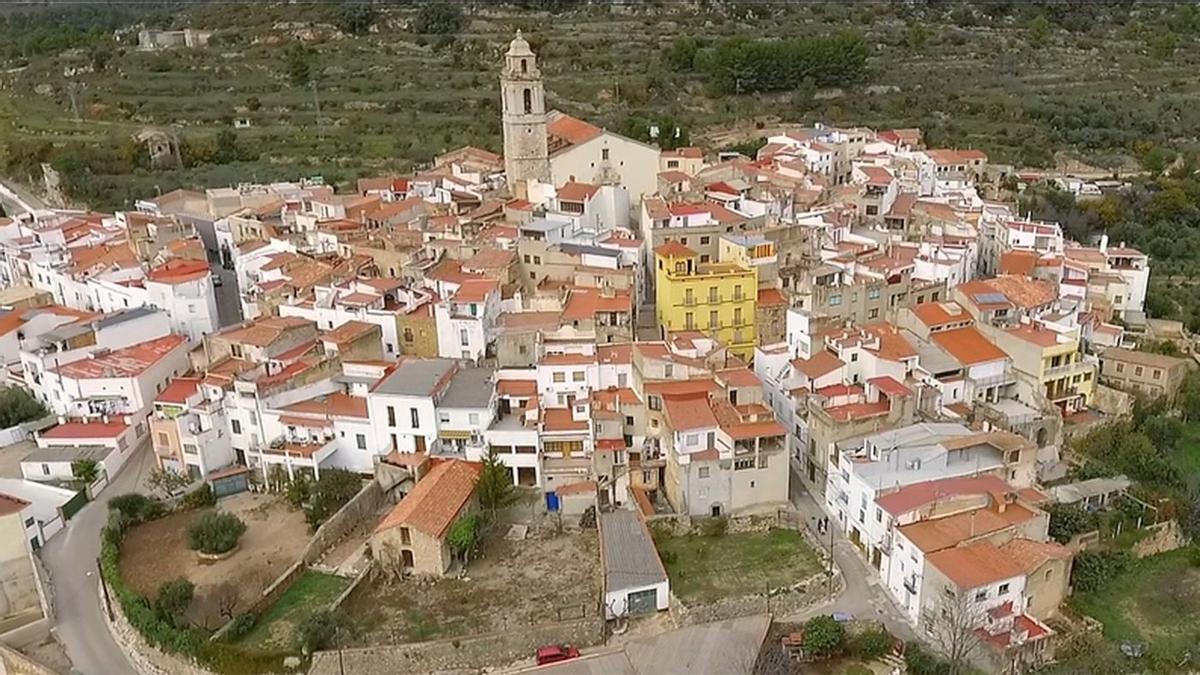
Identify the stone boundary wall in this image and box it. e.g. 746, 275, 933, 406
308, 616, 605, 675
0, 643, 59, 675
302, 480, 385, 566
327, 566, 369, 612
669, 569, 841, 626
100, 579, 216, 675
1132, 519, 1187, 558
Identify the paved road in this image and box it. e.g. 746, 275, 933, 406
40, 441, 156, 675
784, 460, 916, 641
0, 177, 49, 216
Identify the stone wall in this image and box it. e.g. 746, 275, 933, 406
302, 480, 385, 566
0, 643, 58, 675
101, 578, 216, 675
308, 616, 605, 675
1092, 384, 1134, 418
1132, 520, 1188, 558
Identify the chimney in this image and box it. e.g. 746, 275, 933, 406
1099, 234, 1109, 253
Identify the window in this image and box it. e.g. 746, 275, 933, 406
459, 329, 469, 347
403, 327, 414, 342
410, 408, 420, 428
875, 507, 882, 522
601, 148, 610, 161
709, 310, 718, 328
734, 284, 743, 300
685, 312, 694, 329
686, 433, 699, 446
386, 342, 395, 353
572, 371, 585, 382
625, 415, 634, 426
42, 464, 49, 475
998, 583, 1010, 595
387, 406, 396, 426
522, 88, 532, 113
829, 294, 842, 306
400, 527, 411, 545
868, 308, 879, 319
648, 395, 662, 411
642, 470, 653, 483
667, 159, 679, 168
758, 455, 768, 469
733, 307, 742, 324
734, 458, 754, 470
1135, 366, 1144, 377
356, 434, 366, 450
700, 236, 710, 245
1115, 362, 1125, 374
156, 432, 169, 447
231, 419, 242, 434
439, 411, 450, 424
1153, 369, 1162, 380
850, 352, 859, 362
553, 372, 566, 383
699, 467, 711, 479
868, 288, 880, 300
24, 516, 34, 528
468, 412, 479, 425
974, 590, 988, 602
664, 364, 674, 378
708, 286, 718, 302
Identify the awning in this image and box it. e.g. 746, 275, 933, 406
438, 430, 471, 440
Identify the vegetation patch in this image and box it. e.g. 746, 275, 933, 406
652, 527, 822, 604
238, 571, 349, 650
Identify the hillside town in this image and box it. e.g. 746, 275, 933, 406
0, 32, 1197, 675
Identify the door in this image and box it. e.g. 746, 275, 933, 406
415, 436, 426, 453
401, 549, 414, 569
627, 589, 658, 616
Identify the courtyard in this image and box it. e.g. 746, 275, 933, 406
652, 527, 824, 605
341, 529, 600, 646
118, 492, 310, 628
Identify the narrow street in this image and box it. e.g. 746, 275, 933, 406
40, 440, 156, 675
784, 460, 916, 642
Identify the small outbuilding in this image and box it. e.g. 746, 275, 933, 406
599, 508, 669, 619
370, 458, 480, 577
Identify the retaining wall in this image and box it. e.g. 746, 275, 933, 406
101, 579, 216, 675
301, 480, 385, 565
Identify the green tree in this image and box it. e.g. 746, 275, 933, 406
155, 577, 194, 627
1047, 502, 1098, 543
1028, 15, 1051, 42
71, 459, 99, 484
187, 511, 247, 555
337, 4, 378, 36
108, 493, 165, 523
476, 448, 517, 521
304, 469, 363, 527
849, 627, 891, 659
285, 43, 314, 87
1140, 414, 1183, 451
802, 615, 844, 658
0, 386, 48, 428
297, 610, 341, 653
412, 3, 465, 35
664, 36, 699, 71
446, 514, 479, 564
214, 128, 239, 164
146, 467, 191, 498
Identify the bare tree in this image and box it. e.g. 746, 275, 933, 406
924, 586, 985, 675
214, 582, 240, 622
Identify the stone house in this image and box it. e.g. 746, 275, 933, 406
1099, 347, 1195, 401
371, 459, 481, 576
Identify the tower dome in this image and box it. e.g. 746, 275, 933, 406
507, 30, 534, 58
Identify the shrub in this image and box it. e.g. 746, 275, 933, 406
0, 385, 48, 428
1047, 502, 1098, 544
904, 641, 952, 675
225, 612, 257, 641
155, 578, 194, 627
802, 615, 844, 659
305, 469, 362, 527
187, 511, 246, 555
298, 610, 340, 653
108, 493, 166, 524
849, 626, 892, 659
181, 484, 216, 510
1072, 550, 1133, 592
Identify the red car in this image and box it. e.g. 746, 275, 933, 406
535, 644, 581, 666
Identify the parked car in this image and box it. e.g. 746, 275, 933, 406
535, 644, 580, 666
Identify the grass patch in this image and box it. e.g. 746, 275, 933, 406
1069, 548, 1200, 665
653, 527, 823, 604
1171, 422, 1200, 477
239, 571, 349, 650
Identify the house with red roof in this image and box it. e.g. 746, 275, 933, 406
144, 258, 219, 341
371, 458, 481, 576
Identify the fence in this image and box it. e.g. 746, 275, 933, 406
60, 489, 88, 520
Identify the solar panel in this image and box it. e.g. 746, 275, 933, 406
972, 292, 1008, 305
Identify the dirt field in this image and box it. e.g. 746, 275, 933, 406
119, 492, 310, 628
343, 529, 600, 646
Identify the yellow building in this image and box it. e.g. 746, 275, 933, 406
989, 324, 1096, 415
654, 240, 757, 360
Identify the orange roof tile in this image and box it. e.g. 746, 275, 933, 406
147, 258, 209, 284
562, 287, 632, 320
927, 541, 1024, 589
279, 392, 368, 419
911, 301, 971, 328
791, 350, 845, 379
55, 335, 187, 379
543, 408, 589, 432
374, 459, 480, 537
997, 538, 1072, 574
453, 278, 499, 303
557, 181, 600, 202
663, 392, 718, 431
757, 287, 787, 308
876, 474, 1012, 517
41, 417, 130, 440
0, 493, 30, 517
155, 376, 201, 405
931, 327, 1007, 366
654, 241, 696, 258
899, 504, 1036, 554
497, 380, 536, 397
985, 275, 1058, 310
547, 113, 603, 146
322, 320, 377, 345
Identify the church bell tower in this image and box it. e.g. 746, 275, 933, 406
500, 31, 551, 186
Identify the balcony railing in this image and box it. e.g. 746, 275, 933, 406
970, 371, 1016, 389
1044, 360, 1092, 379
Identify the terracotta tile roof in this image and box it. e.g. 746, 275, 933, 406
864, 323, 918, 361
547, 112, 603, 147
931, 327, 1007, 366
41, 417, 130, 440
716, 367, 760, 388
598, 343, 633, 365
147, 259, 210, 284
644, 378, 717, 396
1100, 347, 1190, 369
664, 147, 703, 159
823, 401, 889, 422
711, 398, 784, 440
155, 376, 202, 405
463, 247, 515, 271
927, 541, 1023, 589
452, 278, 499, 303
985, 275, 1058, 310
222, 316, 313, 348
557, 181, 600, 202
562, 287, 632, 320
876, 474, 1013, 517
496, 379, 536, 397
658, 170, 691, 183
975, 614, 1051, 650
859, 165, 894, 185
1005, 324, 1063, 348
757, 287, 787, 308
867, 375, 912, 397
654, 241, 696, 258
374, 459, 480, 538
998, 538, 1072, 574
0, 493, 30, 517
322, 320, 378, 345
899, 503, 1036, 554
663, 392, 718, 431
543, 408, 589, 432
55, 335, 186, 379
912, 301, 971, 328
540, 353, 595, 366
279, 392, 368, 419
791, 350, 846, 379
999, 250, 1038, 276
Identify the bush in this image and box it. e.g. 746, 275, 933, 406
155, 578, 194, 627
108, 493, 166, 524
802, 615, 844, 659
904, 641, 952, 675
849, 627, 892, 659
187, 511, 246, 555
225, 612, 257, 641
298, 610, 340, 653
0, 385, 48, 428
181, 484, 216, 510
1072, 550, 1133, 592
305, 469, 362, 527
1047, 502, 1099, 544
